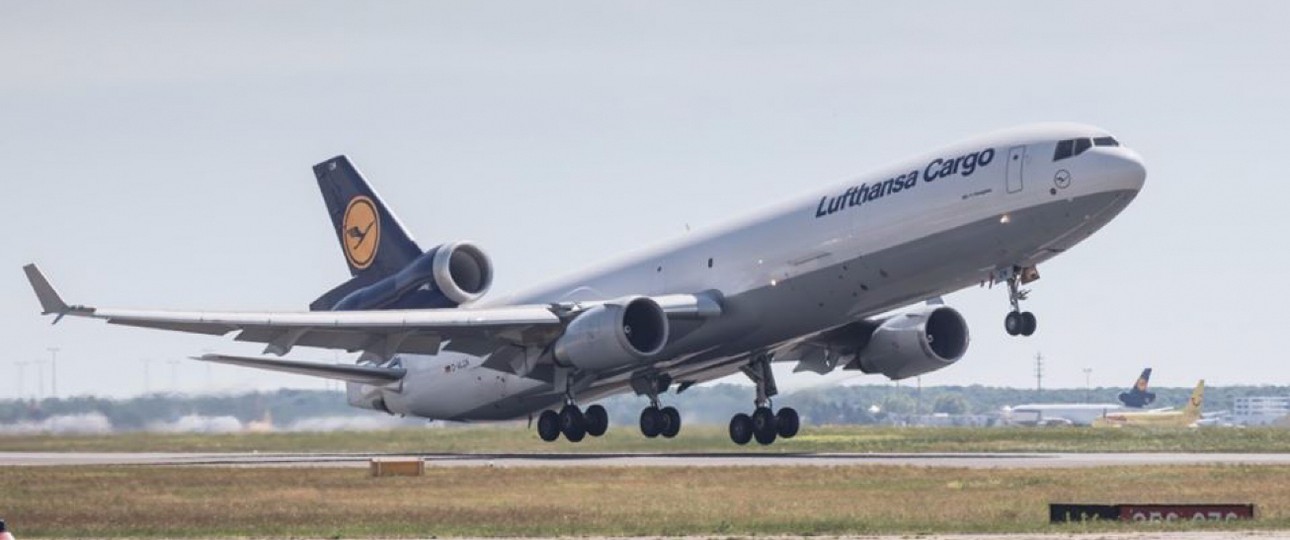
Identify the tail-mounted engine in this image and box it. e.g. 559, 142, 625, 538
327, 241, 493, 311
553, 296, 670, 372
855, 305, 969, 380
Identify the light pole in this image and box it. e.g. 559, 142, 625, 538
142, 359, 152, 395
1083, 368, 1093, 403
47, 347, 60, 398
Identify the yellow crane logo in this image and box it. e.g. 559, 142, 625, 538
342, 196, 380, 270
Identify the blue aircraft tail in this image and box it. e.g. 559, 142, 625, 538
1117, 367, 1156, 408
310, 156, 423, 310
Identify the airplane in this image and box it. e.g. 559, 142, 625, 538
1005, 402, 1132, 427
1093, 380, 1205, 428
1006, 367, 1158, 425
24, 122, 1147, 445
1118, 367, 1156, 408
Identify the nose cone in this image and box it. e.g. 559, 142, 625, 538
1106, 149, 1147, 193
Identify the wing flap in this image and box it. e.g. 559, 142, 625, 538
195, 353, 405, 385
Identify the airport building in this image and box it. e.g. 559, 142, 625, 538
1231, 396, 1290, 426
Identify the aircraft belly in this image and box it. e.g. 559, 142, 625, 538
443, 190, 1136, 421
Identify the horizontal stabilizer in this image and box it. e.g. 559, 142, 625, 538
194, 354, 405, 385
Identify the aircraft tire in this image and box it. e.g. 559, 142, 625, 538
584, 404, 609, 437
729, 413, 753, 445
776, 407, 800, 439
560, 405, 586, 443
752, 407, 777, 445
660, 406, 681, 438
639, 406, 663, 438
1020, 312, 1037, 336
537, 410, 561, 442
1004, 311, 1023, 336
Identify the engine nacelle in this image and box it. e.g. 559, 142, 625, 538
856, 305, 969, 380
332, 241, 493, 310
553, 296, 669, 372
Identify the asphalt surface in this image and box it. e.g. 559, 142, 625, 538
5, 451, 1290, 468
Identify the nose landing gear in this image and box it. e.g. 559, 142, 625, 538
1000, 265, 1039, 337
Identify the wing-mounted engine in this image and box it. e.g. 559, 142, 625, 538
851, 305, 969, 380
317, 241, 494, 311
553, 296, 669, 372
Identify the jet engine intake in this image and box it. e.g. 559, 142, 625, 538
553, 296, 669, 372
430, 241, 493, 304
856, 306, 969, 380
331, 241, 493, 310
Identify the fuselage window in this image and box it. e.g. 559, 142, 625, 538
1093, 136, 1119, 147
1053, 139, 1075, 161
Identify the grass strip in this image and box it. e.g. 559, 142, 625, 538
0, 464, 1286, 538
4, 425, 1290, 453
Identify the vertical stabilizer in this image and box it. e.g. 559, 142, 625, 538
314, 156, 422, 278
1118, 367, 1156, 408
1183, 379, 1205, 421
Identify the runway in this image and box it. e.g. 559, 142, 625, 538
6, 451, 1290, 468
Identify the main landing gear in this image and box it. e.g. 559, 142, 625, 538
537, 403, 608, 443
1001, 265, 1039, 337
729, 353, 799, 445
537, 372, 608, 443
634, 372, 681, 439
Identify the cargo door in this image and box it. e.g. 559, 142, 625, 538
1006, 145, 1026, 194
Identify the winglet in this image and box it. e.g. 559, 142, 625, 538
23, 264, 79, 323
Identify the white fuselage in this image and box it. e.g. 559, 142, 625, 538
376, 123, 1147, 421
1007, 403, 1134, 426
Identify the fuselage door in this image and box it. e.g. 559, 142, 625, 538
1005, 145, 1026, 194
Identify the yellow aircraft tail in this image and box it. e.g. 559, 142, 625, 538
1182, 379, 1205, 422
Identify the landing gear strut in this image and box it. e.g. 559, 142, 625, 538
729, 353, 799, 445
1001, 266, 1038, 337
634, 372, 681, 439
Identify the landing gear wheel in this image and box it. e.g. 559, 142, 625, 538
660, 406, 681, 438
752, 406, 778, 445
560, 405, 586, 443
729, 413, 753, 445
639, 406, 663, 438
776, 407, 800, 439
584, 404, 608, 437
537, 410, 561, 442
1020, 311, 1037, 336
1005, 311, 1024, 336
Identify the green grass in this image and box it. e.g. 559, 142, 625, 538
0, 464, 1286, 537
3, 425, 1290, 453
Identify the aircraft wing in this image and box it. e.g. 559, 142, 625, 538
195, 353, 406, 385
25, 263, 563, 359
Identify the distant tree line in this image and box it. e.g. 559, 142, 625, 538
0, 383, 1282, 430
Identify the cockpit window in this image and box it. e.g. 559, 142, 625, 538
1053, 137, 1097, 161
1054, 139, 1075, 161
1093, 136, 1119, 147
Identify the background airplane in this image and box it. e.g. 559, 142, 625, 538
1093, 380, 1205, 428
27, 123, 1146, 445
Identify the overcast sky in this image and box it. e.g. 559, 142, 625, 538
3, 1, 1287, 399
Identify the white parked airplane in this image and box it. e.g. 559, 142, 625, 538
25, 123, 1146, 445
